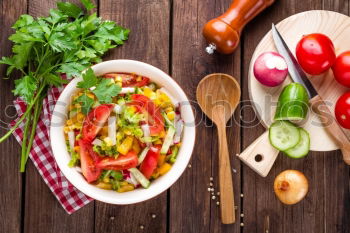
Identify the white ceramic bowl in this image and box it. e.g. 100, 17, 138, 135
50, 60, 196, 204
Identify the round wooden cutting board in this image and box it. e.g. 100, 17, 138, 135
249, 10, 350, 152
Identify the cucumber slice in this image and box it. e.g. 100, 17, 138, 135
128, 168, 150, 188
269, 121, 300, 151
274, 83, 309, 121
284, 128, 310, 158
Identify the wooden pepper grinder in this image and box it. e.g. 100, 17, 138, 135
203, 0, 275, 54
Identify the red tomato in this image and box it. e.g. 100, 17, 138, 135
332, 51, 350, 87
296, 33, 336, 75
335, 92, 350, 129
104, 73, 150, 87
82, 104, 114, 143
96, 151, 138, 170
78, 140, 101, 183
139, 145, 161, 179
129, 94, 164, 136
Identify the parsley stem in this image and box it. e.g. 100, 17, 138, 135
20, 96, 43, 172
20, 111, 32, 171
0, 84, 46, 143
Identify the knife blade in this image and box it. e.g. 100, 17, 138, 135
271, 24, 318, 99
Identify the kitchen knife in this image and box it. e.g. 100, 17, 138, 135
271, 24, 350, 164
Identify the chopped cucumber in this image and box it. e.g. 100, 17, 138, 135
274, 83, 309, 121
128, 168, 150, 188
161, 126, 176, 154
284, 128, 310, 158
269, 121, 300, 151
138, 147, 150, 165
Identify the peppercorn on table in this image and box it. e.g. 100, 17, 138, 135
0, 0, 349, 233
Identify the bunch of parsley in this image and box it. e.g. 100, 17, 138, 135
0, 0, 129, 172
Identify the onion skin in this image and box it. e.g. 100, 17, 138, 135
274, 170, 308, 205
254, 52, 288, 87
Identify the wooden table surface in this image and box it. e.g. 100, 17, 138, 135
1, 0, 350, 232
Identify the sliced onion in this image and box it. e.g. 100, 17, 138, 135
127, 171, 139, 186
113, 104, 123, 114
108, 116, 117, 146
74, 167, 82, 173
68, 131, 75, 150
141, 124, 151, 146
92, 138, 103, 146
120, 87, 135, 94
159, 87, 179, 106
173, 119, 184, 144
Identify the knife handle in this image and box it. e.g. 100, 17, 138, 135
310, 95, 350, 165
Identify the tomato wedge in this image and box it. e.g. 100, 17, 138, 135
129, 94, 164, 136
96, 151, 138, 170
82, 104, 114, 143
139, 145, 161, 179
104, 73, 150, 87
78, 140, 101, 183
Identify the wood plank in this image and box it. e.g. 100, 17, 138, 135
23, 1, 95, 233
95, 1, 170, 233
241, 1, 332, 233
321, 2, 350, 232
0, 1, 28, 233
170, 0, 241, 232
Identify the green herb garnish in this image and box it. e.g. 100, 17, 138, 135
0, 0, 129, 172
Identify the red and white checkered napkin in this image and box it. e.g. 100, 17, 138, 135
11, 87, 93, 214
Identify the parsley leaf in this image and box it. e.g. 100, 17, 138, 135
13, 75, 37, 103
77, 68, 97, 89
75, 93, 94, 115
81, 0, 96, 11
57, 2, 83, 19
46, 73, 68, 86
92, 79, 121, 103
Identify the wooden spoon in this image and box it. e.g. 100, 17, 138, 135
196, 73, 241, 224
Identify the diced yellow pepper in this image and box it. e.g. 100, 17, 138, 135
143, 87, 153, 98
117, 184, 135, 193
158, 154, 166, 166
103, 176, 110, 183
66, 119, 73, 126
76, 112, 85, 122
96, 182, 112, 190
159, 130, 166, 138
99, 126, 108, 136
64, 126, 72, 133
115, 76, 123, 82
159, 163, 172, 176
167, 111, 175, 121
86, 93, 95, 99
74, 146, 80, 153
132, 138, 141, 155
151, 168, 160, 179
165, 107, 173, 113
74, 103, 81, 108
117, 136, 134, 155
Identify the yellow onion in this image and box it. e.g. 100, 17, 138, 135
274, 170, 308, 205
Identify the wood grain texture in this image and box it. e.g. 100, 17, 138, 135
171, 0, 241, 232
95, 1, 170, 233
0, 1, 27, 233
23, 1, 95, 233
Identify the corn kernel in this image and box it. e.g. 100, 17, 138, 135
154, 139, 162, 145
159, 163, 172, 176
99, 126, 108, 136
103, 177, 110, 183
104, 137, 113, 147
66, 119, 73, 126
143, 88, 153, 98
151, 168, 160, 179
116, 82, 122, 87
117, 184, 134, 193
77, 112, 85, 122
120, 181, 128, 186
123, 129, 132, 135
165, 107, 173, 113
74, 103, 81, 108
64, 126, 71, 133
132, 138, 141, 155
115, 76, 123, 82
167, 111, 175, 121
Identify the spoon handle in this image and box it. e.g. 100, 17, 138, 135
217, 122, 235, 224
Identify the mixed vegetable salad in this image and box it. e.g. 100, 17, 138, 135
64, 69, 183, 192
